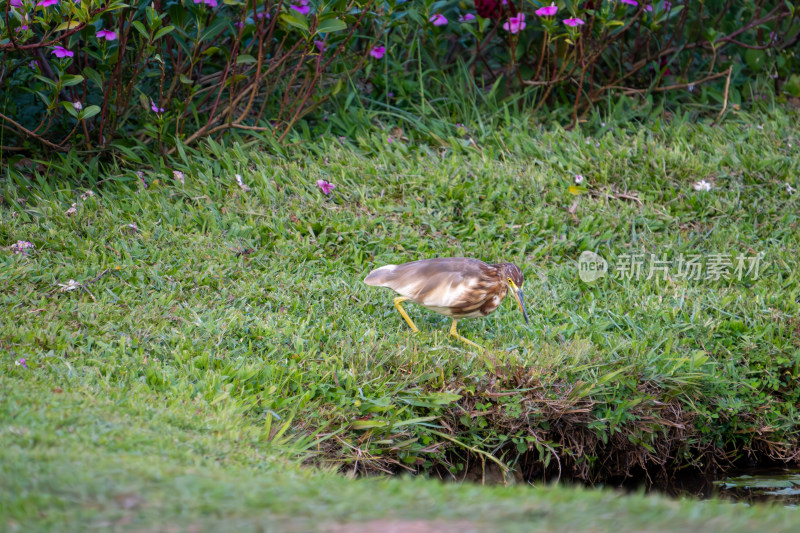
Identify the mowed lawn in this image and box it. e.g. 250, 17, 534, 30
2, 110, 800, 531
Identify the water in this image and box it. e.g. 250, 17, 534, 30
713, 468, 800, 506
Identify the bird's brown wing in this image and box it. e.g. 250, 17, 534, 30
364, 258, 490, 308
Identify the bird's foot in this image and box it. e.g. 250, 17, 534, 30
393, 297, 420, 332
449, 319, 483, 350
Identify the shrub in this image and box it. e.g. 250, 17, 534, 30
1, 1, 797, 154
0, 0, 371, 153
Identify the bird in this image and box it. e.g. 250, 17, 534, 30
364, 257, 528, 349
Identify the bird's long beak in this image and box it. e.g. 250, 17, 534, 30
512, 287, 529, 324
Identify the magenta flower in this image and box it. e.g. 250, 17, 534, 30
458, 13, 476, 22
535, 3, 558, 17
52, 46, 74, 58
664, 1, 672, 9
151, 101, 165, 113
234, 21, 244, 29
290, 4, 311, 15
316, 180, 335, 194
370, 46, 385, 59
10, 0, 22, 7
429, 14, 448, 26
563, 18, 585, 27
16, 25, 28, 32
96, 29, 117, 41
37, 0, 58, 6
256, 11, 271, 19
620, 0, 638, 5
193, 0, 218, 6
314, 40, 326, 52
29, 60, 38, 70
503, 13, 526, 33
15, 358, 28, 369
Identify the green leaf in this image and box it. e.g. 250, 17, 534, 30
61, 74, 84, 87
179, 74, 194, 85
34, 74, 57, 87
281, 13, 309, 33
132, 20, 149, 39
153, 25, 175, 41
60, 101, 79, 118
568, 185, 588, 195
79, 105, 101, 120
745, 49, 767, 72
236, 54, 257, 65
351, 419, 389, 430
54, 21, 82, 31
316, 18, 347, 34
784, 74, 800, 97
83, 67, 103, 90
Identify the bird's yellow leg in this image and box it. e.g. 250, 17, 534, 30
393, 297, 419, 332
449, 319, 483, 350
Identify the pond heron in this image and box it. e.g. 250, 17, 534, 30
364, 257, 528, 349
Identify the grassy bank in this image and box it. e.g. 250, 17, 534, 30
2, 109, 800, 529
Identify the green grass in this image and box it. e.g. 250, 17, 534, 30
2, 108, 800, 530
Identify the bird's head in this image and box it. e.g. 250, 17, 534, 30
501, 263, 528, 324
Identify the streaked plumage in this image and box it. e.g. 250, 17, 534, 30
364, 257, 528, 348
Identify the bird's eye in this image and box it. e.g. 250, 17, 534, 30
507, 277, 513, 284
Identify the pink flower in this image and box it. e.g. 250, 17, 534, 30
563, 18, 585, 27
151, 101, 165, 113
15, 358, 28, 369
458, 13, 476, 22
535, 3, 558, 17
502, 13, 526, 33
72, 101, 82, 111
173, 170, 185, 184
316, 180, 335, 194
314, 40, 326, 52
96, 29, 117, 41
37, 0, 58, 6
620, 0, 638, 5
51, 46, 74, 58
370, 46, 385, 59
290, 4, 311, 15
11, 241, 34, 254
429, 14, 448, 26
193, 0, 218, 6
